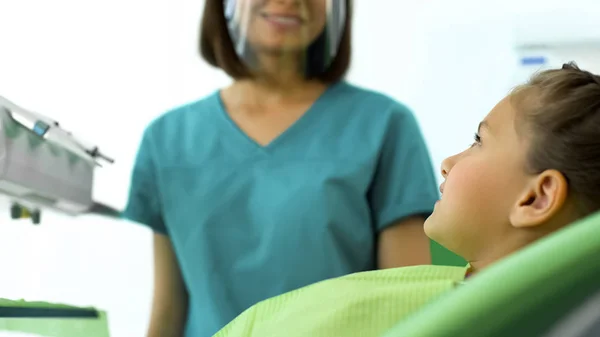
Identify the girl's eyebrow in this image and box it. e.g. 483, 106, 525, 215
478, 121, 490, 133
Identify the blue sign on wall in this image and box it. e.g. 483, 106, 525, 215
521, 56, 547, 65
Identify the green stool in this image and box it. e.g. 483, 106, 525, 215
0, 299, 110, 337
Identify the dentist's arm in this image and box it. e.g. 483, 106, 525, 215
377, 216, 431, 268
370, 104, 437, 269
147, 233, 188, 337
125, 127, 188, 336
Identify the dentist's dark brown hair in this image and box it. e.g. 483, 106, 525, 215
198, 0, 352, 82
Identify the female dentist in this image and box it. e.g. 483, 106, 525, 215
123, 0, 439, 336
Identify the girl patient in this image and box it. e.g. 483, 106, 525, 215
213, 63, 600, 337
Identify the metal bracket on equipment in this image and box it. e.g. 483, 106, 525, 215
0, 96, 121, 224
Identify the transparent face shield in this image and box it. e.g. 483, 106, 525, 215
224, 0, 346, 78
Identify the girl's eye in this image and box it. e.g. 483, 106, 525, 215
470, 132, 482, 148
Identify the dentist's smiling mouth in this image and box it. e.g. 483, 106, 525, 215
261, 13, 305, 28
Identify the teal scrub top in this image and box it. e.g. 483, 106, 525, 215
123, 81, 439, 337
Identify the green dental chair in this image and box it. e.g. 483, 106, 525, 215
431, 240, 465, 267
384, 209, 600, 337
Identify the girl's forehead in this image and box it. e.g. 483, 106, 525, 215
484, 98, 509, 126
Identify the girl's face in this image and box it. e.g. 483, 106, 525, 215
424, 96, 531, 261
231, 0, 328, 54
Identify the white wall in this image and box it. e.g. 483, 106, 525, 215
350, 0, 600, 176
1, 0, 600, 336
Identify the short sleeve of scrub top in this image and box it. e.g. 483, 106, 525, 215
122, 81, 439, 337
123, 125, 166, 234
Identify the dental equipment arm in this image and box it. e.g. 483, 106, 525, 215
0, 96, 121, 223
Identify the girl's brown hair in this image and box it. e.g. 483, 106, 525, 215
511, 62, 600, 215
